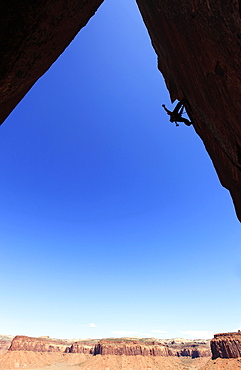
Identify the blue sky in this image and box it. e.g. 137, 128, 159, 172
0, 0, 241, 341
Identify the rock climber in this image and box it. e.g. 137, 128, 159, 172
162, 99, 192, 126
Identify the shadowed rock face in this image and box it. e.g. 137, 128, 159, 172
0, 0, 104, 124
1, 0, 241, 220
136, 0, 241, 221
211, 332, 241, 359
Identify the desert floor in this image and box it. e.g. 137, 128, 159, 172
20, 355, 209, 370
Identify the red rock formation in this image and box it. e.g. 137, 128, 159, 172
136, 0, 241, 221
93, 339, 172, 356
7, 336, 211, 359
0, 0, 104, 125
9, 336, 95, 355
92, 339, 211, 358
211, 332, 241, 359
67, 341, 95, 354
9, 335, 69, 353
174, 345, 211, 359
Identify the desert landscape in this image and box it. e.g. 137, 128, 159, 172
2, 333, 241, 369
0, 334, 211, 370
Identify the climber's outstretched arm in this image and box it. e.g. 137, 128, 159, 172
162, 104, 172, 115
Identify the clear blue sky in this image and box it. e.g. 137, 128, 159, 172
0, 0, 241, 341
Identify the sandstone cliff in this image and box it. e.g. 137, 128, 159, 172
211, 332, 241, 359
9, 335, 96, 355
93, 339, 172, 356
171, 344, 211, 358
7, 335, 211, 358
9, 335, 70, 353
136, 0, 241, 220
67, 340, 95, 354
0, 0, 104, 125
93, 338, 211, 358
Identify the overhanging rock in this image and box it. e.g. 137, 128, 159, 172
136, 0, 241, 221
0, 0, 104, 124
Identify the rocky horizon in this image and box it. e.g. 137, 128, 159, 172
6, 334, 211, 357
2, 332, 241, 369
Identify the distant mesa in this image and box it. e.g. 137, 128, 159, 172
7, 334, 211, 358
9, 335, 73, 353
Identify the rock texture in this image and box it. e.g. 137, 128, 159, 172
171, 343, 211, 358
7, 335, 211, 358
136, 0, 241, 221
67, 341, 95, 354
9, 336, 70, 353
211, 332, 241, 359
93, 339, 172, 356
0, 0, 104, 125
93, 338, 211, 358
9, 336, 97, 355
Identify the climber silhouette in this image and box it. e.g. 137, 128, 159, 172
162, 99, 192, 126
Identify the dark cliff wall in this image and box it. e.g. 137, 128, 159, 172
211, 332, 241, 359
136, 0, 241, 221
0, 0, 104, 125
